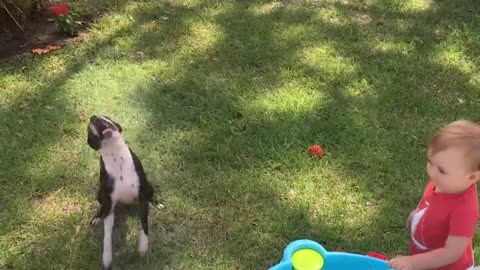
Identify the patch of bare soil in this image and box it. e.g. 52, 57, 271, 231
0, 10, 94, 60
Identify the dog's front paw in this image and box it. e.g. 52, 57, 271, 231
152, 200, 165, 210
138, 230, 148, 256
103, 249, 113, 269
91, 217, 102, 227
155, 202, 165, 210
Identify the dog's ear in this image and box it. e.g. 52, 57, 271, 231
103, 116, 123, 133
113, 121, 123, 133
87, 130, 101, 150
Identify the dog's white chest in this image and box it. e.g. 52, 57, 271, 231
101, 148, 139, 204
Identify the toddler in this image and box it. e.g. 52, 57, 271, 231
389, 120, 480, 270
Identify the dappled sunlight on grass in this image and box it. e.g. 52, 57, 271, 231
254, 1, 284, 15
344, 78, 375, 98
183, 22, 224, 54
67, 61, 156, 95
2, 0, 480, 268
0, 77, 33, 106
0, 57, 71, 107
32, 189, 88, 221
245, 81, 325, 117
313, 5, 351, 27
299, 44, 359, 81
90, 13, 135, 40
1, 188, 93, 268
400, 0, 433, 12
275, 24, 310, 44
135, 95, 413, 261
371, 40, 412, 55
195, 162, 406, 255
431, 33, 479, 78
284, 165, 382, 225
24, 137, 87, 175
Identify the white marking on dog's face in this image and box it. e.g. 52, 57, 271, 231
138, 230, 148, 256
99, 116, 114, 126
88, 115, 124, 149
89, 115, 122, 134
89, 123, 99, 137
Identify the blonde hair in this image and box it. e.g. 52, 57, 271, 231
427, 120, 480, 171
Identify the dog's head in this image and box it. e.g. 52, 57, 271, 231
87, 115, 123, 150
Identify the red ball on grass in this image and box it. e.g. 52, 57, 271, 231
309, 144, 324, 157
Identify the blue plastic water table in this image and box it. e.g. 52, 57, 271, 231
269, 239, 394, 270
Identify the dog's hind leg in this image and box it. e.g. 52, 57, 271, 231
138, 200, 149, 256
102, 208, 115, 270
93, 189, 115, 269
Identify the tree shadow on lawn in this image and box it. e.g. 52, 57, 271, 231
131, 0, 480, 268
3, 0, 479, 269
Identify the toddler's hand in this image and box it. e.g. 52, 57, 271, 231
388, 255, 416, 270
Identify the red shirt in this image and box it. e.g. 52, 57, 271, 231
409, 181, 479, 270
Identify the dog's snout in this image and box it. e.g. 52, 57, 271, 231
90, 115, 97, 122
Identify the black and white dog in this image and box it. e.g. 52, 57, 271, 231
87, 115, 154, 269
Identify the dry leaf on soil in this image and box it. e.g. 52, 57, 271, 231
32, 45, 62, 55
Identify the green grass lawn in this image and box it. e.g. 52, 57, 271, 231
1, 0, 480, 269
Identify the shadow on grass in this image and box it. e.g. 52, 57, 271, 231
1, 0, 480, 269
131, 0, 480, 268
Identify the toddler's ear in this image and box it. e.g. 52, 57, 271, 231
467, 171, 480, 184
